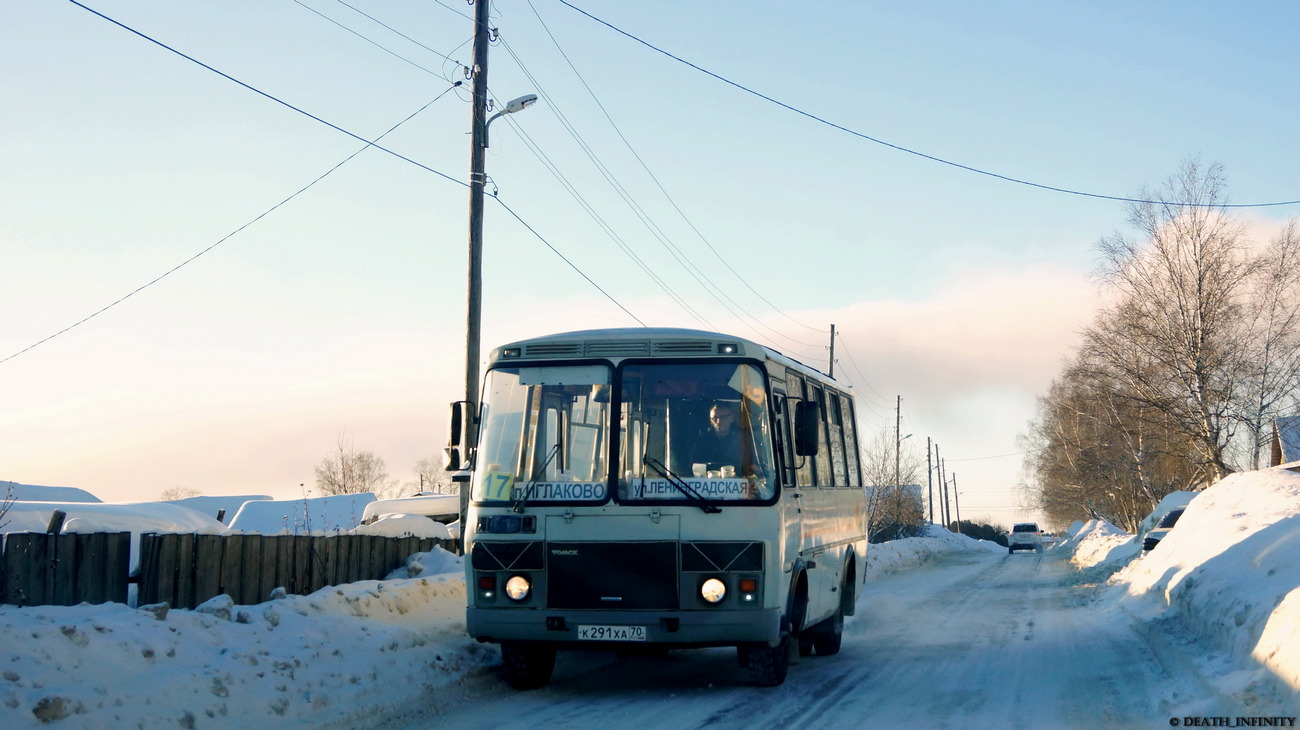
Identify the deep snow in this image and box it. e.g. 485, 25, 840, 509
2, 468, 1298, 727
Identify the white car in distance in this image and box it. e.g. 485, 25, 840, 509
1007, 522, 1044, 554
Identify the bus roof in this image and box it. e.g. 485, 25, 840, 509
488, 327, 839, 387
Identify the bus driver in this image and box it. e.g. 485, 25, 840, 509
690, 401, 742, 472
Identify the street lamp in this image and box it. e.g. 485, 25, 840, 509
483, 94, 538, 148
895, 432, 912, 488
464, 90, 536, 437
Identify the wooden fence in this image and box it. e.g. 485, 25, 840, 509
1, 532, 459, 610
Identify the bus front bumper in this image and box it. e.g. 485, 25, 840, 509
467, 606, 782, 647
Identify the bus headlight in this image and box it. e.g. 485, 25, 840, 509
505, 575, 531, 602
700, 577, 727, 604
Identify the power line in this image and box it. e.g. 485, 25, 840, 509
17, 2, 644, 362
492, 197, 646, 326
1, 85, 462, 365
65, 0, 465, 188
293, 0, 455, 80
558, 1, 1300, 210
524, 0, 825, 339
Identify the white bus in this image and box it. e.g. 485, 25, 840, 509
454, 328, 867, 688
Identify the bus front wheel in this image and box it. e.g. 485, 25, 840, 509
500, 642, 557, 690
740, 637, 790, 687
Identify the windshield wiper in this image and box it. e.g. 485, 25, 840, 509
513, 443, 560, 513
642, 456, 721, 514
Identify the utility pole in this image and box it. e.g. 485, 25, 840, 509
828, 324, 836, 378
926, 437, 934, 524
894, 395, 902, 488
933, 444, 944, 527
461, 0, 492, 522
952, 472, 961, 531
938, 449, 950, 530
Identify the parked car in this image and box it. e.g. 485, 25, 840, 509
1007, 522, 1044, 554
1143, 507, 1186, 551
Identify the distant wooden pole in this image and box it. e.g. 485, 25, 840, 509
828, 324, 836, 377
926, 437, 934, 524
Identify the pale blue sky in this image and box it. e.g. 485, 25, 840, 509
3, 1, 1298, 527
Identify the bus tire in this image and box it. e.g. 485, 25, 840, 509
500, 642, 557, 690
809, 593, 846, 657
740, 637, 790, 687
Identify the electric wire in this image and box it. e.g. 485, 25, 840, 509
494, 38, 733, 332
327, 0, 477, 86
331, 0, 466, 66
497, 31, 825, 359
293, 0, 453, 80
557, 0, 1300, 210
16, 1, 644, 363
64, 0, 464, 188
499, 106, 715, 330
491, 197, 646, 326
524, 0, 826, 338
1, 85, 461, 365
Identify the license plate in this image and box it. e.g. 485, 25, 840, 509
577, 624, 647, 642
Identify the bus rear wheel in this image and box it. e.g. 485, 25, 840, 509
500, 642, 557, 690
809, 580, 850, 656
740, 637, 790, 687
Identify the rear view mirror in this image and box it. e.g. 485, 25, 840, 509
794, 400, 820, 456
445, 400, 476, 472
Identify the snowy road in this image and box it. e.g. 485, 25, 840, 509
377, 549, 1276, 729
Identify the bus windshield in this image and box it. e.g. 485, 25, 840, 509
472, 365, 612, 505
619, 362, 775, 502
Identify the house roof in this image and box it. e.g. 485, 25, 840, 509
1272, 416, 1300, 466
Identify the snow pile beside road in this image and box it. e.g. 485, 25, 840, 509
1058, 518, 1138, 570
0, 548, 494, 729
866, 525, 1003, 577
1112, 467, 1300, 691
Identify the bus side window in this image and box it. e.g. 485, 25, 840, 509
771, 393, 790, 487
788, 375, 815, 488
839, 392, 862, 487
810, 385, 833, 487
827, 390, 848, 487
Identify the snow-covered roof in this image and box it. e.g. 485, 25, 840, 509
362, 494, 460, 522
227, 493, 376, 535
1, 481, 101, 503
165, 495, 272, 524
2, 501, 226, 538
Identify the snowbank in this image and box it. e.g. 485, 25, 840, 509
865, 525, 1003, 577
227, 494, 376, 535
0, 549, 494, 728
1111, 468, 1300, 691
1058, 518, 1138, 570
1055, 469, 1300, 692
352, 513, 453, 540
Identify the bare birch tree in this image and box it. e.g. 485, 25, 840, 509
860, 427, 925, 541
1090, 159, 1251, 480
1235, 220, 1300, 468
314, 434, 397, 497
413, 457, 456, 495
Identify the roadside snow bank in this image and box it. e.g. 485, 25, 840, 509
866, 525, 1003, 577
1112, 467, 1300, 691
0, 548, 495, 728
1058, 518, 1138, 570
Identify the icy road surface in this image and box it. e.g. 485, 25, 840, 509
378, 549, 1283, 729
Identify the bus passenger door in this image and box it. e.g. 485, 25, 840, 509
774, 389, 804, 604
